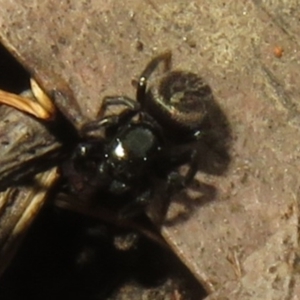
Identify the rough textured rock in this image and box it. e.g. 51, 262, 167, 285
0, 1, 300, 298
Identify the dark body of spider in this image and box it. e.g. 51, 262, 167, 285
61, 52, 212, 220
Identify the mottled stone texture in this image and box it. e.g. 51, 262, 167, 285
0, 1, 300, 299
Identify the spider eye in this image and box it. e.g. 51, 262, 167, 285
79, 145, 88, 156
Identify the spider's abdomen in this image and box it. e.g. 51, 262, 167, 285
146, 71, 212, 134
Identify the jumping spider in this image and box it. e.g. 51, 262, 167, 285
0, 52, 212, 222
60, 52, 211, 221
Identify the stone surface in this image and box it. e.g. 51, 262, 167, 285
0, 1, 300, 298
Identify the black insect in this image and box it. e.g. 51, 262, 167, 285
60, 52, 213, 221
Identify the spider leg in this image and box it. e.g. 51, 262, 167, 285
168, 130, 203, 187
182, 148, 201, 186
97, 96, 139, 118
158, 145, 201, 223
118, 189, 153, 219
137, 51, 172, 105
81, 96, 139, 136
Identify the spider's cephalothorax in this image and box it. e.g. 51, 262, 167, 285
62, 52, 212, 219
